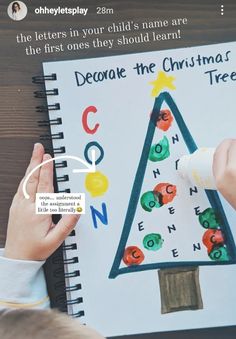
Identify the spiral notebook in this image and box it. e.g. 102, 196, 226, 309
35, 41, 236, 337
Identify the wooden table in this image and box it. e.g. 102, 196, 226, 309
0, 0, 235, 337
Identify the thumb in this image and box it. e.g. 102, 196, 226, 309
46, 214, 80, 250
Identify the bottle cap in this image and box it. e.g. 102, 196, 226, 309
178, 154, 191, 180
178, 148, 216, 189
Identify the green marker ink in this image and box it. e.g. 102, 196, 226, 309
149, 136, 170, 162
140, 191, 162, 212
143, 233, 164, 251
199, 208, 221, 229
209, 246, 230, 261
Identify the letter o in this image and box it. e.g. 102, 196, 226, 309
84, 141, 104, 166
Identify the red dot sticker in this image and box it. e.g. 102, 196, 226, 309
202, 229, 224, 253
123, 246, 145, 266
157, 109, 173, 131
153, 182, 177, 204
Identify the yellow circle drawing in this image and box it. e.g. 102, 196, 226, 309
85, 171, 109, 197
76, 206, 83, 212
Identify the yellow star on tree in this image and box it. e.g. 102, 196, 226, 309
149, 71, 176, 97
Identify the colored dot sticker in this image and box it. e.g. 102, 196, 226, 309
202, 229, 224, 253
123, 246, 145, 266
140, 191, 162, 212
199, 208, 221, 229
143, 233, 164, 251
85, 171, 109, 197
157, 109, 173, 131
149, 136, 170, 162
209, 246, 230, 261
153, 182, 177, 205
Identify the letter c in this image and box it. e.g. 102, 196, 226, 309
210, 234, 216, 244
166, 184, 174, 194
163, 57, 170, 72
132, 250, 140, 259
82, 106, 100, 134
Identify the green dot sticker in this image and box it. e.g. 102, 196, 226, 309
149, 136, 170, 162
198, 208, 221, 229
143, 233, 164, 251
140, 191, 162, 212
209, 246, 230, 261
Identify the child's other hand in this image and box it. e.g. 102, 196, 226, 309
4, 143, 79, 261
213, 139, 236, 210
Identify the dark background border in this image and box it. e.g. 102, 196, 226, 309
0, 1, 236, 338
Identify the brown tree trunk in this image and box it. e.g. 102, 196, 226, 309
158, 267, 203, 314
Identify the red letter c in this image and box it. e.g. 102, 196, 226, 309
82, 106, 100, 134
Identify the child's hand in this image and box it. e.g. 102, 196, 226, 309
213, 139, 236, 210
4, 143, 79, 261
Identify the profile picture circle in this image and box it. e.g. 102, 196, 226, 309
7, 1, 27, 21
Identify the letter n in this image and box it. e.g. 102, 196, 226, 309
90, 203, 108, 229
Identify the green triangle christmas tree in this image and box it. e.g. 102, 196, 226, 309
109, 74, 236, 279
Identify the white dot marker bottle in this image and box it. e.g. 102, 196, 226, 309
178, 148, 216, 189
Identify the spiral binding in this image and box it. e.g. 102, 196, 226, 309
38, 117, 62, 127
45, 146, 66, 154
63, 243, 77, 251
36, 103, 60, 113
40, 132, 64, 141
34, 88, 59, 98
32, 73, 57, 84
34, 73, 83, 318
55, 160, 67, 169
53, 267, 80, 279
